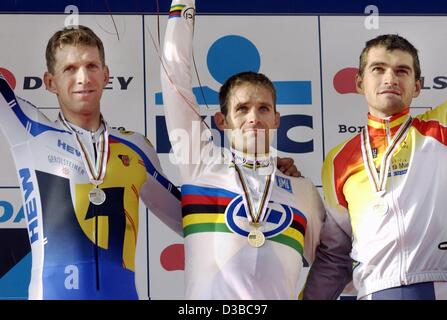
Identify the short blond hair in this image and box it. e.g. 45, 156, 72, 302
45, 25, 105, 73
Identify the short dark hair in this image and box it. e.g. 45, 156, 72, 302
218, 71, 276, 116
46, 25, 105, 73
358, 34, 421, 80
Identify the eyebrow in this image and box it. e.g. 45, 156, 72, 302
61, 63, 76, 69
369, 61, 412, 71
234, 101, 273, 108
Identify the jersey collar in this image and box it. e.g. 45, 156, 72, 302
367, 107, 411, 137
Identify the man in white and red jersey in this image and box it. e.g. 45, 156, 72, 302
161, 0, 325, 299
0, 25, 181, 299
303, 34, 447, 300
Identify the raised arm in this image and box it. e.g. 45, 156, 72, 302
161, 0, 216, 184
0, 75, 59, 147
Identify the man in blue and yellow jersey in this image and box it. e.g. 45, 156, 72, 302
0, 25, 181, 299
304, 35, 447, 300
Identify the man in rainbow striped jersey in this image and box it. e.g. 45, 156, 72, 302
161, 0, 326, 299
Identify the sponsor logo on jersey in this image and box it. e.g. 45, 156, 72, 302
47, 154, 85, 176
225, 195, 293, 238
276, 176, 293, 193
118, 154, 131, 167
19, 168, 39, 244
57, 139, 81, 158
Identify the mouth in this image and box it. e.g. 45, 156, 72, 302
379, 89, 401, 96
243, 127, 268, 133
73, 89, 95, 96
243, 128, 266, 136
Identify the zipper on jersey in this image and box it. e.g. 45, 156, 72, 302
386, 118, 408, 285
94, 207, 100, 291
92, 135, 100, 291
385, 118, 391, 146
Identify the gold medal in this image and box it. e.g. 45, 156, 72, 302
233, 160, 274, 249
247, 229, 265, 248
371, 197, 388, 215
89, 187, 106, 205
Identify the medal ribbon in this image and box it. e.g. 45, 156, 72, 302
58, 113, 109, 186
233, 158, 275, 225
232, 151, 271, 169
360, 115, 412, 193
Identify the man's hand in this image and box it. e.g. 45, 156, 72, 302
277, 157, 302, 177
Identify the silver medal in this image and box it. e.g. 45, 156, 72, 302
89, 188, 106, 205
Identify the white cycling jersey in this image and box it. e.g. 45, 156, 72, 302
161, 0, 325, 299
0, 75, 181, 299
304, 105, 447, 299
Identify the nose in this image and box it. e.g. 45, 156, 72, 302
76, 67, 89, 84
247, 108, 261, 124
384, 69, 398, 86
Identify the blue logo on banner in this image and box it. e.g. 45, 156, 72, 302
0, 201, 25, 223
156, 35, 311, 105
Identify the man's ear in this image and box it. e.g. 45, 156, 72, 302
43, 72, 58, 94
355, 74, 363, 94
103, 65, 110, 87
214, 112, 227, 131
274, 111, 280, 129
413, 79, 421, 98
